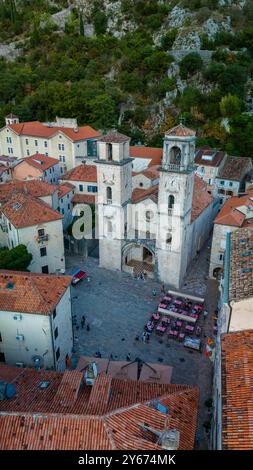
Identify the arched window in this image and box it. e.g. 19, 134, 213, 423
169, 146, 181, 165
168, 195, 175, 210
106, 186, 112, 203
107, 143, 113, 161
146, 230, 151, 240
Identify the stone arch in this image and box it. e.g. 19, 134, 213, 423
169, 146, 181, 165
213, 267, 223, 279
122, 241, 156, 279
106, 186, 112, 202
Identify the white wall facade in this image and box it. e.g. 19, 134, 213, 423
0, 286, 72, 371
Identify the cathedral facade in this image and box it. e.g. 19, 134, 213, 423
95, 124, 214, 289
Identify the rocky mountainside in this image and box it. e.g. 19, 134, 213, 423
0, 0, 253, 155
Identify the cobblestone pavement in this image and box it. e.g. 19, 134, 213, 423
66, 239, 218, 450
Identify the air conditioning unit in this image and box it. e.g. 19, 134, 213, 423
15, 362, 25, 368
13, 314, 22, 321
15, 334, 24, 341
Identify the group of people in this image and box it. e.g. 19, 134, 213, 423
80, 315, 90, 331
134, 270, 147, 281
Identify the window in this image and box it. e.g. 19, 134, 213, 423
58, 144, 64, 151
42, 265, 49, 274
45, 152, 48, 156
56, 347, 60, 361
44, 170, 47, 176
87, 140, 97, 157
25, 138, 29, 145
40, 247, 47, 257
6, 137, 12, 143
38, 228, 45, 237
219, 253, 223, 261
44, 141, 48, 147
27, 150, 30, 156
88, 185, 98, 193
54, 327, 58, 340
220, 181, 224, 186
53, 309, 56, 319
49, 168, 51, 174
107, 143, 113, 161
59, 155, 65, 162
52, 167, 54, 172
146, 210, 153, 221
168, 195, 175, 210
139, 182, 143, 187
79, 184, 83, 192
229, 181, 233, 187
166, 233, 172, 244
68, 204, 70, 210
146, 230, 151, 240
108, 220, 113, 234
106, 186, 112, 202
35, 140, 38, 146
8, 223, 11, 231
62, 208, 64, 215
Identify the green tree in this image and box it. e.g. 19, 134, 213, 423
220, 95, 243, 118
0, 245, 32, 271
161, 29, 178, 50
179, 53, 203, 79
79, 12, 84, 36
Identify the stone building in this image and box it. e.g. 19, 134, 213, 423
0, 116, 100, 171
0, 271, 73, 370
209, 189, 253, 279
95, 124, 215, 288
0, 192, 65, 274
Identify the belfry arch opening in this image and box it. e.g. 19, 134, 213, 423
122, 243, 155, 279
169, 146, 181, 165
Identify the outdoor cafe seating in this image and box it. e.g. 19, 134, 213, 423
156, 323, 167, 335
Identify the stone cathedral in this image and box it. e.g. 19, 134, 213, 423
95, 124, 214, 288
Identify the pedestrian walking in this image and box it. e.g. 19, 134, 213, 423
146, 332, 150, 343
81, 320, 84, 329
82, 315, 86, 325
135, 335, 139, 341
86, 323, 90, 331
161, 284, 165, 294
152, 289, 157, 297
203, 310, 208, 320
126, 353, 131, 361
141, 331, 146, 342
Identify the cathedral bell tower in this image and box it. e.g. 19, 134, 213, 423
96, 131, 132, 271
157, 124, 196, 288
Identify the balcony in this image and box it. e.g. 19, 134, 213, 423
160, 163, 196, 173
36, 234, 49, 243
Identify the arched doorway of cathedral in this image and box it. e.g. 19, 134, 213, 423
213, 267, 223, 279
122, 242, 156, 279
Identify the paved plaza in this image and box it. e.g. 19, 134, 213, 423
66, 239, 218, 449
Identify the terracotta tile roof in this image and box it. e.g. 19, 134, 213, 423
215, 191, 253, 227
0, 271, 72, 315
229, 227, 253, 302
221, 330, 253, 450
0, 364, 199, 450
8, 121, 100, 142
0, 414, 112, 450
141, 165, 160, 180
191, 175, 213, 222
132, 185, 159, 204
0, 180, 58, 204
130, 146, 163, 166
217, 156, 252, 181
61, 164, 97, 182
6, 113, 18, 119
195, 147, 226, 167
21, 154, 59, 171
165, 124, 196, 138
52, 371, 83, 408
99, 130, 130, 143
58, 182, 75, 199
1, 192, 62, 228
72, 194, 96, 205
